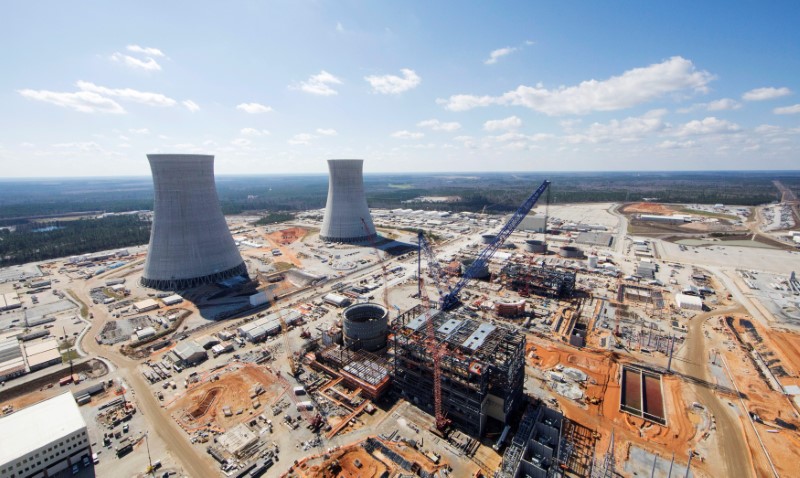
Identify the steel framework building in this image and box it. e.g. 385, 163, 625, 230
320, 159, 376, 243
499, 263, 576, 299
141, 154, 247, 290
390, 305, 526, 437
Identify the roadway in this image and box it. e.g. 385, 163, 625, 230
77, 282, 220, 478
674, 305, 754, 478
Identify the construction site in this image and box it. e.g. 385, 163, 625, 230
4, 154, 800, 478
389, 304, 526, 438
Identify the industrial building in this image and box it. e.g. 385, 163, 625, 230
497, 403, 566, 478
237, 310, 301, 342
675, 293, 703, 311
0, 393, 91, 478
313, 345, 392, 399
390, 306, 526, 437
320, 159, 377, 243
0, 293, 21, 312
133, 298, 160, 313
141, 154, 248, 290
499, 263, 577, 299
518, 214, 547, 233
169, 341, 208, 367
0, 335, 25, 381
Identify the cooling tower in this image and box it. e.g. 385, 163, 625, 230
320, 159, 377, 243
141, 154, 247, 290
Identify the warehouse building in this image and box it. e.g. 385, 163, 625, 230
237, 310, 301, 342
675, 293, 703, 311
133, 299, 160, 313
161, 294, 184, 306
0, 335, 26, 381
0, 393, 91, 478
518, 214, 547, 233
169, 341, 208, 367
23, 338, 61, 372
0, 293, 21, 312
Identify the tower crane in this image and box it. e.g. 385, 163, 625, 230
415, 179, 550, 432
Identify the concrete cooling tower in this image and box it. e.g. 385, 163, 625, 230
141, 154, 247, 290
320, 159, 377, 243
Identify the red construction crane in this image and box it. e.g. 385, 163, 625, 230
418, 274, 449, 431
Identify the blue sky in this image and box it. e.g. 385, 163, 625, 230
1, 1, 799, 176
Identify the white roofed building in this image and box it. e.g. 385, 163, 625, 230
0, 393, 91, 478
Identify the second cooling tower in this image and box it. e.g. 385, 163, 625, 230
141, 154, 247, 290
320, 159, 376, 243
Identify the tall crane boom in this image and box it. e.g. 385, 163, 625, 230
421, 179, 551, 310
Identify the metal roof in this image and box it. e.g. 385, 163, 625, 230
0, 392, 86, 465
463, 323, 496, 351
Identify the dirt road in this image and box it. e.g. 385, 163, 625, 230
78, 283, 220, 478
676, 305, 754, 478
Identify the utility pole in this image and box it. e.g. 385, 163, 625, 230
145, 432, 153, 476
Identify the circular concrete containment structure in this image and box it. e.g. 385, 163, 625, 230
141, 154, 247, 290
461, 258, 490, 279
342, 303, 389, 352
525, 239, 548, 254
481, 234, 496, 244
558, 245, 583, 258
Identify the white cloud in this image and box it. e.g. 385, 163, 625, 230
483, 115, 522, 131
390, 130, 424, 139
316, 128, 338, 136
336, 22, 345, 33
111, 52, 162, 71
76, 81, 176, 107
288, 133, 314, 145
673, 117, 740, 136
240, 128, 270, 136
364, 69, 421, 94
417, 119, 462, 132
231, 138, 252, 147
293, 70, 342, 96
236, 102, 273, 114
18, 88, 125, 114
561, 110, 667, 144
126, 45, 165, 57
110, 45, 165, 72
742, 87, 791, 101
440, 56, 714, 115
658, 140, 696, 149
774, 104, 800, 115
182, 100, 200, 112
484, 47, 517, 65
706, 98, 741, 111
129, 128, 149, 134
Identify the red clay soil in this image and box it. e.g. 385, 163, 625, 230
529, 340, 700, 472
169, 364, 279, 431
621, 203, 677, 215
295, 438, 442, 478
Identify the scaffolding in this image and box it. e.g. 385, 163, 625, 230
390, 305, 526, 437
499, 263, 576, 299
